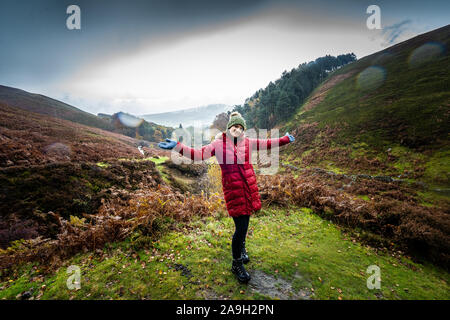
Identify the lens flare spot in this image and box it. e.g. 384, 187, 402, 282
117, 112, 144, 128
408, 42, 446, 68
356, 66, 386, 91
43, 142, 72, 159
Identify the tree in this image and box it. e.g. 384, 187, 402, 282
231, 52, 358, 129
276, 91, 290, 122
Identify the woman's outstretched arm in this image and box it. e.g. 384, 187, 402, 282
248, 133, 293, 151
173, 141, 216, 161
158, 138, 215, 161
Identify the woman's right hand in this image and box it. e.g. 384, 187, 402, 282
284, 132, 295, 142
158, 138, 177, 150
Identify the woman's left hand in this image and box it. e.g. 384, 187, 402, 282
284, 132, 295, 142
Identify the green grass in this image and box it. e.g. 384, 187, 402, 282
149, 156, 170, 184
390, 146, 424, 172
356, 195, 371, 201
1, 205, 448, 300
417, 188, 450, 207
116, 156, 169, 164
423, 149, 450, 185
96, 162, 110, 168
149, 156, 169, 165
98, 157, 169, 169
320, 161, 348, 174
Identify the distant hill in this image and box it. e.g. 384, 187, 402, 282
278, 24, 450, 187
97, 111, 175, 143
0, 85, 173, 142
97, 113, 112, 120
0, 85, 114, 131
140, 104, 233, 128
0, 102, 165, 166
233, 53, 357, 129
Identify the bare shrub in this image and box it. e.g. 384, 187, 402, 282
0, 185, 225, 274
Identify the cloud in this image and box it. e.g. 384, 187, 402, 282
0, 0, 269, 87
381, 19, 412, 46
2, 0, 448, 116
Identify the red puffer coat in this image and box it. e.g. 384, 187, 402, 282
173, 132, 291, 217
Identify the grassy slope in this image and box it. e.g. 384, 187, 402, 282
281, 25, 450, 190
1, 205, 448, 300
0, 85, 174, 143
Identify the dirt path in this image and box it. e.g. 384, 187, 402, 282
248, 270, 312, 300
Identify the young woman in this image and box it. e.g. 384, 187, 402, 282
158, 112, 295, 283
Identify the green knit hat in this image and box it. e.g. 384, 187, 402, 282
227, 111, 247, 130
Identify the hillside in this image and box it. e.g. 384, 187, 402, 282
0, 101, 173, 244
233, 53, 357, 129
0, 102, 162, 167
276, 24, 449, 191
0, 85, 114, 132
140, 104, 233, 128
0, 86, 174, 142
109, 111, 174, 143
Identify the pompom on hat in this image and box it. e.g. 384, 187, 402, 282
227, 111, 247, 130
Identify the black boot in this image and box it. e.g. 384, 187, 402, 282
241, 241, 250, 264
231, 258, 251, 283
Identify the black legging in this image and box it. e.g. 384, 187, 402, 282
232, 215, 250, 259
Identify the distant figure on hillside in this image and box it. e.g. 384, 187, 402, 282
158, 111, 295, 283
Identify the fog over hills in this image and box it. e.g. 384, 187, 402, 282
140, 104, 234, 128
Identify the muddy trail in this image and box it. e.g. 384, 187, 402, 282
169, 260, 312, 300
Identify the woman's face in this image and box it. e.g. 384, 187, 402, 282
229, 124, 244, 138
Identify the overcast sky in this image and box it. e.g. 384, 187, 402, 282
0, 0, 448, 116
